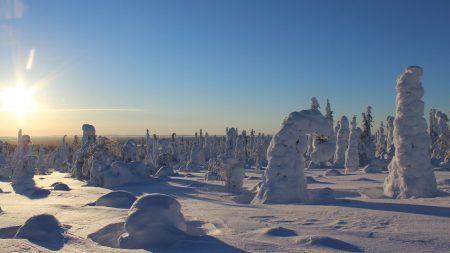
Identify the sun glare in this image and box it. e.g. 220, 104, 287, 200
0, 81, 38, 117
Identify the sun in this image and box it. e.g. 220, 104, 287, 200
0, 81, 38, 117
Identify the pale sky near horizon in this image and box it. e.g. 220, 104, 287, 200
0, 0, 449, 137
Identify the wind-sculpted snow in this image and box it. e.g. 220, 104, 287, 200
384, 66, 438, 198
93, 190, 137, 209
252, 109, 333, 204
119, 194, 187, 249
15, 214, 66, 250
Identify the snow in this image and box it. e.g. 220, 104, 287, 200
334, 116, 349, 167
1, 169, 450, 252
93, 190, 137, 209
345, 116, 360, 173
0, 66, 449, 252
252, 109, 333, 204
14, 214, 66, 250
119, 194, 187, 249
384, 66, 438, 198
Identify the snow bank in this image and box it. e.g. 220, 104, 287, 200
119, 194, 187, 248
296, 235, 362, 252
15, 214, 65, 249
93, 190, 137, 209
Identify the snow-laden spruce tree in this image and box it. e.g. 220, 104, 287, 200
205, 127, 245, 193
12, 135, 37, 187
360, 106, 375, 166
334, 116, 349, 167
386, 116, 395, 159
235, 131, 247, 161
144, 129, 154, 167
325, 99, 334, 133
122, 139, 137, 162
384, 66, 438, 198
252, 109, 333, 204
375, 121, 386, 158
311, 97, 320, 110
71, 124, 97, 179
184, 142, 202, 172
345, 116, 360, 173
429, 109, 439, 145
334, 120, 340, 143
308, 97, 335, 168
36, 145, 47, 175
431, 111, 450, 162
0, 142, 10, 179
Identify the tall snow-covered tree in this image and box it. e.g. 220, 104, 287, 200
325, 99, 334, 130
384, 66, 437, 198
375, 121, 386, 158
345, 115, 360, 173
360, 106, 375, 165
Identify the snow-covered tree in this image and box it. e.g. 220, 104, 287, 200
384, 66, 438, 198
345, 116, 360, 173
325, 99, 334, 131
310, 97, 320, 110
360, 106, 375, 165
334, 116, 349, 167
431, 111, 450, 162
252, 109, 333, 204
375, 121, 386, 158
386, 116, 395, 159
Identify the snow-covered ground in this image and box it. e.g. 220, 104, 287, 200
1, 169, 450, 252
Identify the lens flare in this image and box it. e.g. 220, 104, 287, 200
0, 81, 38, 117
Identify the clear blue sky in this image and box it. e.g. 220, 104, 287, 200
0, 0, 449, 136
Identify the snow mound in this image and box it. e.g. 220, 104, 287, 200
306, 176, 318, 183
50, 182, 64, 187
324, 169, 343, 176
307, 187, 336, 204
363, 165, 382, 174
14, 214, 66, 250
119, 194, 187, 249
296, 235, 362, 252
93, 190, 137, 209
155, 166, 175, 177
88, 222, 125, 248
29, 188, 51, 198
0, 226, 21, 239
438, 179, 450, 186
262, 227, 298, 237
53, 183, 70, 191
354, 177, 379, 183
